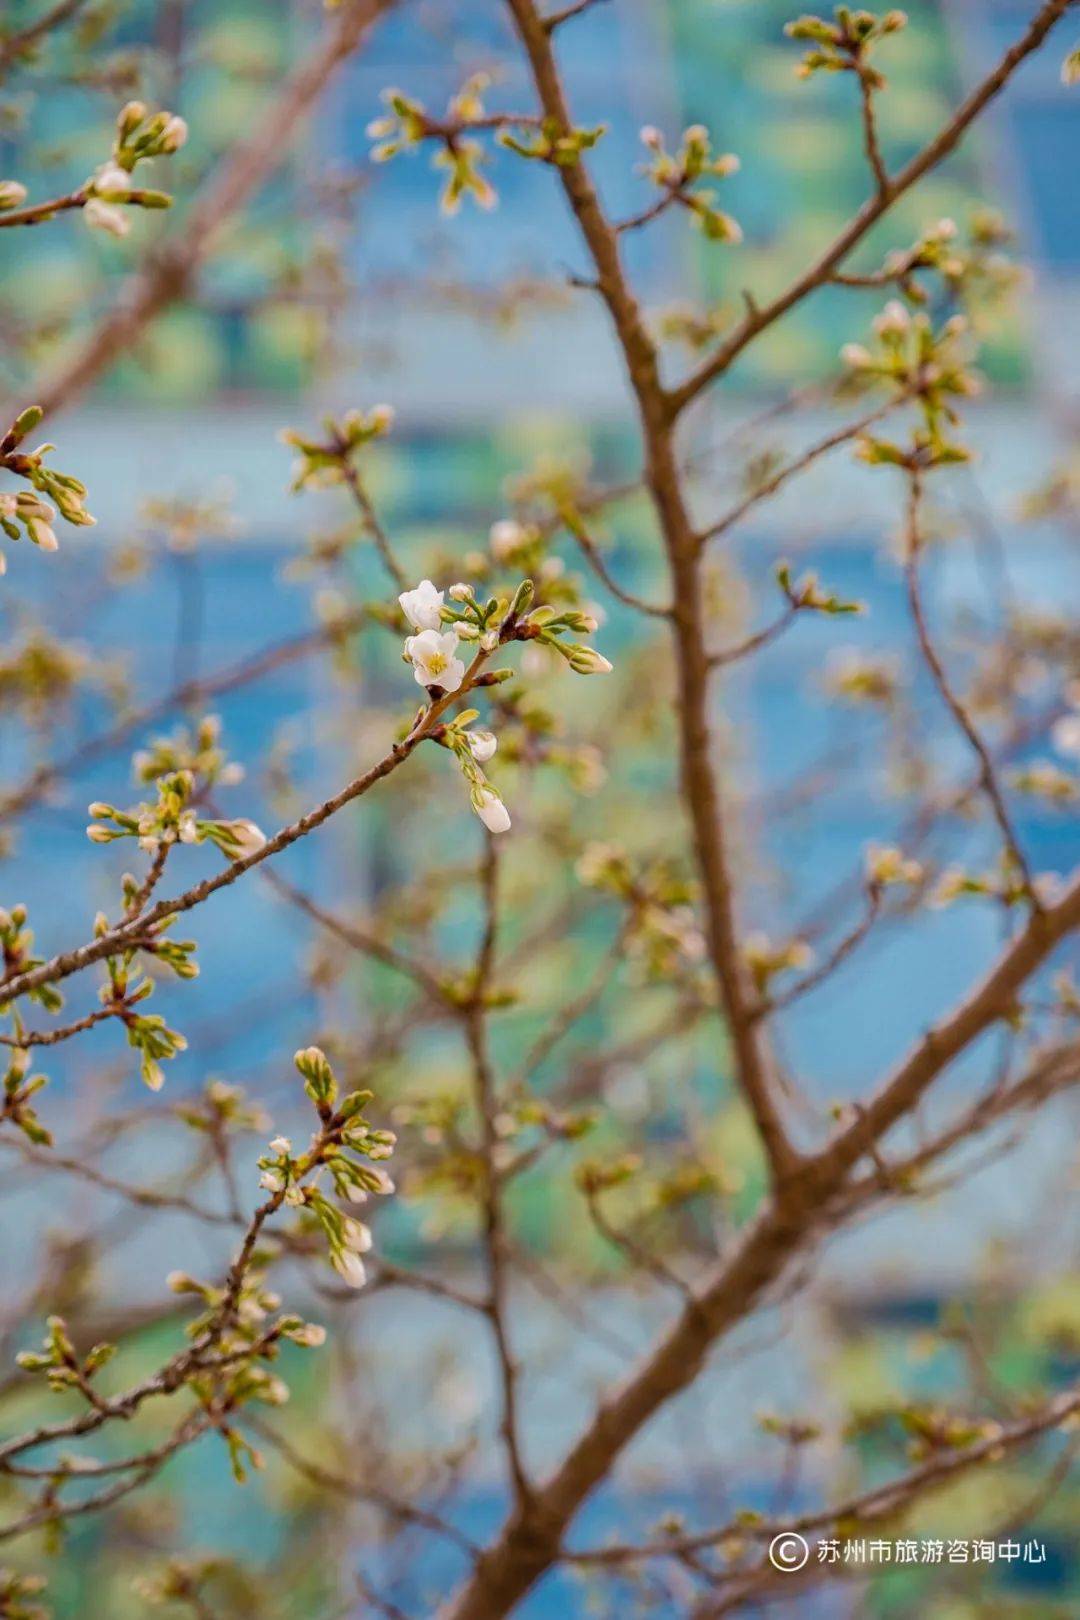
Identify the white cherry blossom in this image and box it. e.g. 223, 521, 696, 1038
405, 628, 465, 692
399, 579, 445, 632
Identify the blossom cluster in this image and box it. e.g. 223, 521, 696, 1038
843, 300, 981, 466
257, 1047, 397, 1288
0, 406, 94, 573
398, 573, 612, 834
83, 100, 188, 238
638, 124, 742, 243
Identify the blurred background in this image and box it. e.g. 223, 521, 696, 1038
1, 1, 1079, 1615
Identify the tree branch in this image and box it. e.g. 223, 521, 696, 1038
24, 0, 397, 420
670, 0, 1077, 414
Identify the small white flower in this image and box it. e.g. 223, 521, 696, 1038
367, 1168, 395, 1195
94, 162, 132, 200
260, 1169, 285, 1193
399, 579, 445, 632
405, 628, 466, 692
448, 582, 472, 602
83, 197, 130, 238
177, 810, 198, 844
639, 124, 662, 149
331, 1248, 368, 1288
480, 630, 498, 652
269, 1135, 292, 1155
466, 728, 497, 764
474, 787, 511, 834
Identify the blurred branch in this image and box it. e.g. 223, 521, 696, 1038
903, 468, 1040, 908
463, 837, 533, 1507
0, 606, 371, 825
25, 0, 398, 420
0, 0, 89, 74
0, 646, 501, 1007
698, 397, 901, 547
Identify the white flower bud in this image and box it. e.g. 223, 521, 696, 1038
331, 1248, 368, 1288
341, 1217, 373, 1253
83, 197, 131, 238
474, 787, 511, 834
94, 162, 132, 200
160, 115, 189, 152
466, 728, 498, 764
26, 518, 58, 551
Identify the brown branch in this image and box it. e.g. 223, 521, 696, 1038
260, 868, 453, 1010
464, 837, 532, 1506
515, 918, 629, 1079
706, 603, 799, 671
569, 1383, 1080, 1569
0, 605, 369, 823
670, 0, 1077, 413
0, 648, 497, 1007
561, 511, 671, 618
245, 1416, 481, 1558
0, 1001, 123, 1048
0, 0, 89, 72
338, 454, 408, 592
541, 0, 608, 30
856, 66, 890, 198
440, 866, 1080, 1619
0, 1409, 213, 1544
698, 398, 901, 547
0, 1135, 233, 1223
819, 870, 1080, 1183
903, 469, 1040, 907
502, 0, 798, 1191
756, 886, 883, 1018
